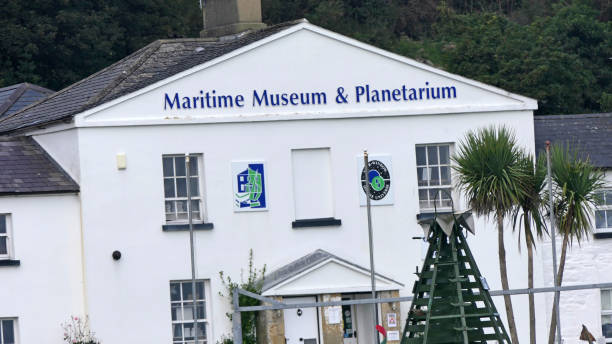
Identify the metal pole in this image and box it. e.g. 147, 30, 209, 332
232, 290, 243, 344
363, 151, 379, 343
186, 155, 199, 344
546, 141, 562, 343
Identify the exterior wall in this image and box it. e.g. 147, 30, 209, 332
0, 194, 83, 343
33, 127, 81, 183
541, 170, 612, 343
72, 109, 540, 343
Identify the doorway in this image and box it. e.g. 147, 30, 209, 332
283, 296, 319, 344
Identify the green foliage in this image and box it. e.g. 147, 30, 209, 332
0, 0, 200, 90
218, 249, 266, 344
550, 144, 605, 242
453, 126, 527, 219
512, 154, 548, 248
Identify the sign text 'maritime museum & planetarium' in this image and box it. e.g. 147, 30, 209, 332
163, 82, 458, 111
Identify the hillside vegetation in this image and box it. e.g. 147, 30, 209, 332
1, 0, 610, 115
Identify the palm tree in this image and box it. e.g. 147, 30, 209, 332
453, 126, 526, 343
547, 144, 605, 344
512, 154, 547, 344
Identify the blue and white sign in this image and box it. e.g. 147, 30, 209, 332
232, 161, 267, 211
357, 154, 394, 206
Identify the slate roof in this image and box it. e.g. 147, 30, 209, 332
0, 136, 79, 195
0, 20, 305, 134
262, 249, 403, 292
534, 113, 612, 168
0, 83, 54, 120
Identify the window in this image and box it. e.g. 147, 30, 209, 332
163, 155, 203, 223
291, 148, 334, 220
595, 190, 612, 233
0, 319, 16, 344
170, 280, 207, 344
602, 289, 612, 342
0, 215, 11, 259
416, 144, 452, 210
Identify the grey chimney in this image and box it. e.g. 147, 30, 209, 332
200, 0, 267, 38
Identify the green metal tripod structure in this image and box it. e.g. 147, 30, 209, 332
401, 213, 511, 343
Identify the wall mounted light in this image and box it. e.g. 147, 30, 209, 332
112, 250, 122, 261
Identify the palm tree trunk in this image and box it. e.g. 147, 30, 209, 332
498, 215, 519, 343
547, 233, 570, 344
524, 214, 536, 344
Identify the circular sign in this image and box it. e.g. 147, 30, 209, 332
361, 160, 391, 200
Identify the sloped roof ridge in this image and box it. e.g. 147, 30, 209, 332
535, 112, 612, 120
0, 40, 161, 129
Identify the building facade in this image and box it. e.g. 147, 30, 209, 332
0, 3, 609, 344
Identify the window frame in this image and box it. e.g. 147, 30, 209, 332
0, 318, 17, 344
169, 280, 209, 344
415, 143, 454, 212
602, 289, 612, 342
162, 154, 205, 224
0, 215, 13, 260
595, 189, 612, 234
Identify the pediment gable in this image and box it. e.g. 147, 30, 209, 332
77, 22, 537, 127
262, 257, 403, 296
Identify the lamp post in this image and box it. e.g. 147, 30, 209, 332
363, 151, 380, 343
186, 154, 199, 344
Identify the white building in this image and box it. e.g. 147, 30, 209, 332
0, 2, 609, 343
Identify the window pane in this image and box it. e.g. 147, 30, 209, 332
440, 166, 451, 185
603, 314, 612, 338
602, 290, 612, 311
596, 210, 606, 229
182, 282, 194, 300
608, 210, 612, 228
197, 301, 206, 319
165, 179, 176, 198
188, 158, 198, 177
439, 145, 450, 164
175, 157, 186, 177
419, 189, 429, 209
183, 302, 195, 321
0, 215, 5, 233
0, 237, 7, 255
163, 157, 175, 177
166, 201, 176, 214
190, 178, 200, 197
172, 304, 183, 321
176, 178, 187, 197
170, 282, 181, 301
184, 323, 195, 340
196, 281, 204, 300
173, 324, 183, 341
176, 201, 188, 214
177, 212, 188, 221
596, 192, 605, 206
416, 147, 426, 166
197, 322, 206, 337
606, 191, 612, 205
429, 167, 440, 186
166, 213, 177, 222
417, 167, 428, 186
2, 320, 14, 344
427, 146, 438, 165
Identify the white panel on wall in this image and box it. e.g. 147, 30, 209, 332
291, 148, 334, 219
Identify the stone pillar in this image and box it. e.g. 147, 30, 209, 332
256, 296, 285, 344
379, 290, 401, 343
320, 294, 344, 344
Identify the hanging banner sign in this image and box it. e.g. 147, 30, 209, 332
232, 161, 267, 211
357, 154, 393, 206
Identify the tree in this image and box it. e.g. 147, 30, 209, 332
453, 126, 526, 343
547, 144, 605, 344
512, 154, 547, 344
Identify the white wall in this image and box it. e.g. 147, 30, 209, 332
0, 194, 84, 343
541, 170, 612, 343
33, 128, 81, 183
74, 109, 539, 343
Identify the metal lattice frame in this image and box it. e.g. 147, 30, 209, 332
401, 220, 511, 343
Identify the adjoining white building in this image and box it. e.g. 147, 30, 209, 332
0, 1, 608, 343
535, 113, 612, 343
